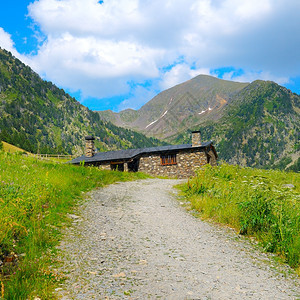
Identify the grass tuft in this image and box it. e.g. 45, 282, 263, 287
0, 151, 148, 299
180, 163, 300, 274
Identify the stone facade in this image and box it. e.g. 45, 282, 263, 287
98, 163, 111, 171
138, 149, 208, 178
207, 149, 217, 167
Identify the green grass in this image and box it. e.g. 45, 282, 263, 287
180, 163, 300, 274
1, 141, 29, 154
0, 151, 148, 299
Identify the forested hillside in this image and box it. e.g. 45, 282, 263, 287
0, 48, 163, 155
172, 81, 300, 171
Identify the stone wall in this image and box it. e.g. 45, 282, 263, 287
138, 149, 208, 178
98, 163, 111, 170
207, 149, 217, 167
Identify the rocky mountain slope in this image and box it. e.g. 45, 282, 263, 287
98, 76, 300, 171
98, 75, 248, 138
0, 48, 164, 155
173, 80, 300, 170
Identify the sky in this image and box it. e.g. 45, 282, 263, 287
0, 0, 300, 112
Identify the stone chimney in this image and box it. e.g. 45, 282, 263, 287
192, 131, 201, 147
85, 136, 95, 157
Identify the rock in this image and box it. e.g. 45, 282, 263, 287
87, 271, 97, 275
3, 252, 18, 263
68, 214, 80, 219
282, 184, 295, 189
112, 272, 126, 278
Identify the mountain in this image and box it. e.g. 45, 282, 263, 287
0, 48, 164, 155
172, 80, 300, 170
98, 76, 300, 171
98, 75, 248, 138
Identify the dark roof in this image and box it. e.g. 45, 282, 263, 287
70, 141, 214, 164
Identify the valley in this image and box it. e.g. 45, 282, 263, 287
1, 47, 299, 171
0, 49, 299, 298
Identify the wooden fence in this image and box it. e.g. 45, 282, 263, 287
28, 154, 76, 161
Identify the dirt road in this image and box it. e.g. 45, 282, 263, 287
56, 179, 299, 299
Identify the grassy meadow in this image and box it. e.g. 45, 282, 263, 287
180, 163, 300, 274
1, 141, 29, 154
0, 150, 148, 299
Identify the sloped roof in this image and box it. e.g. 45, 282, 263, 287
70, 141, 214, 164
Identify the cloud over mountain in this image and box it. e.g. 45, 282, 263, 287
1, 0, 300, 110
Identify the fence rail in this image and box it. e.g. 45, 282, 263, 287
28, 154, 76, 160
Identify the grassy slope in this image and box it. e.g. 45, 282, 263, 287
2, 141, 29, 154
180, 164, 300, 274
0, 151, 149, 299
0, 48, 164, 155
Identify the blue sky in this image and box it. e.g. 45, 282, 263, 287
1, 0, 300, 112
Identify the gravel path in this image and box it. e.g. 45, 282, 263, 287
56, 179, 299, 299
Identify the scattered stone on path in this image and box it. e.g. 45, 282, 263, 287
55, 179, 300, 299
67, 213, 80, 220
112, 272, 126, 278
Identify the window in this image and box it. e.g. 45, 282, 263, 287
161, 154, 177, 165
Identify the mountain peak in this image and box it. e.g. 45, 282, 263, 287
98, 74, 249, 139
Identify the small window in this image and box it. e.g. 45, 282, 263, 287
161, 154, 177, 165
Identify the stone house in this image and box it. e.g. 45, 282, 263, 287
70, 131, 217, 178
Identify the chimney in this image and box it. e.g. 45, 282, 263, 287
192, 130, 201, 147
85, 136, 95, 157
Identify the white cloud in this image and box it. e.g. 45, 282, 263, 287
0, 28, 32, 67
2, 0, 300, 109
28, 0, 142, 37
29, 33, 164, 99
220, 70, 289, 86
0, 28, 15, 53
118, 85, 158, 111
160, 64, 210, 90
